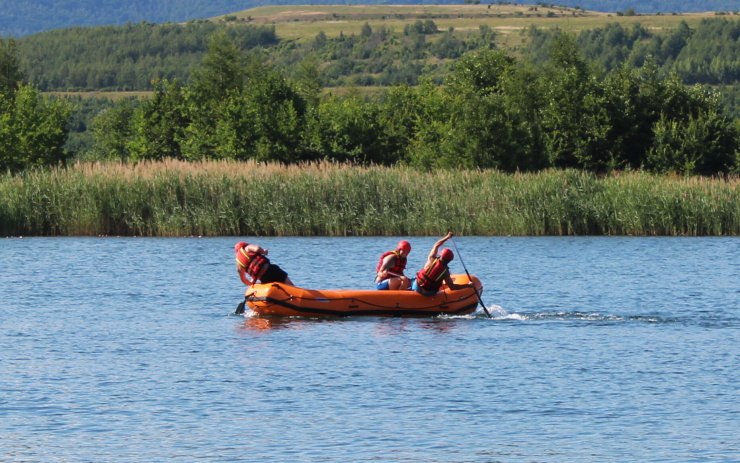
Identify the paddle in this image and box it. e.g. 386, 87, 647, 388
235, 297, 246, 315
235, 276, 257, 315
450, 236, 492, 319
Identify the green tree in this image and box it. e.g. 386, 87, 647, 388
376, 85, 428, 165
214, 71, 306, 163
647, 110, 739, 175
447, 49, 515, 95
0, 85, 71, 172
496, 62, 549, 171
433, 50, 547, 171
292, 56, 322, 107
0, 38, 23, 95
538, 33, 610, 170
361, 22, 372, 38
213, 91, 261, 161
601, 63, 663, 170
309, 93, 389, 164
182, 37, 267, 161
190, 30, 245, 103
405, 83, 456, 169
90, 98, 138, 161
128, 79, 188, 161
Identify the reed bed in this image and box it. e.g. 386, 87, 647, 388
1, 160, 737, 236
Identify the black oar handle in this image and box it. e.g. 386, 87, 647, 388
450, 236, 492, 319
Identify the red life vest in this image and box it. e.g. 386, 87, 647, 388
415, 258, 449, 292
236, 246, 269, 278
376, 250, 407, 276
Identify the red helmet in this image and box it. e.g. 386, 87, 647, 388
234, 241, 248, 253
439, 248, 454, 263
396, 240, 411, 254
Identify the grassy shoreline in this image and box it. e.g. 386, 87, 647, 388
1, 160, 737, 237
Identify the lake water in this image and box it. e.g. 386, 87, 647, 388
1, 236, 738, 462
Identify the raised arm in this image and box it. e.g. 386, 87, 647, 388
427, 231, 454, 263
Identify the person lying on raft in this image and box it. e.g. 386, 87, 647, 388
234, 241, 294, 287
375, 240, 412, 290
412, 232, 471, 296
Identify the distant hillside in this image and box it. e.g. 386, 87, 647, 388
0, 0, 250, 37
1, 0, 738, 37
552, 0, 736, 14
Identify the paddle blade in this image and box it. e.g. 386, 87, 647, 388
235, 300, 246, 315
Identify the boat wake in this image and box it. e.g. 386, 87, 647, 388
436, 304, 517, 320
470, 308, 732, 326
236, 304, 736, 328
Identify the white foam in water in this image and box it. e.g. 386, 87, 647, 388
477, 304, 525, 320
439, 313, 477, 320
498, 312, 527, 321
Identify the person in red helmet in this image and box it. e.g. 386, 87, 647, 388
234, 241, 294, 287
412, 232, 470, 296
375, 239, 412, 290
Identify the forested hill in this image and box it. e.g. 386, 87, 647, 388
1, 0, 738, 37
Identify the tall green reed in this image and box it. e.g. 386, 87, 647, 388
1, 161, 737, 236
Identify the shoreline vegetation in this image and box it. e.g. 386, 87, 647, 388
1, 160, 737, 237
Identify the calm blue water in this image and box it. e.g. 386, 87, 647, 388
1, 236, 738, 462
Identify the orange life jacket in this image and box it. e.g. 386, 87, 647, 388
376, 250, 407, 276
415, 258, 449, 292
236, 247, 269, 278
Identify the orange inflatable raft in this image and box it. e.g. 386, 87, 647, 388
241, 273, 483, 318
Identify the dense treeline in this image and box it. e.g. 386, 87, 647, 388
2, 27, 738, 175
674, 18, 740, 84
11, 17, 740, 121
83, 33, 738, 175
17, 22, 278, 91
526, 19, 740, 85
525, 18, 740, 116
15, 20, 491, 90
14, 18, 740, 93
2, 161, 738, 236
274, 23, 497, 87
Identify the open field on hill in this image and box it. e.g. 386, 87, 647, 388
48, 91, 152, 100
212, 4, 724, 46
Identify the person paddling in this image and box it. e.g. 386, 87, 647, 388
234, 241, 294, 287
375, 240, 412, 290
412, 232, 470, 296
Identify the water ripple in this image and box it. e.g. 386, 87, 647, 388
1, 236, 739, 463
